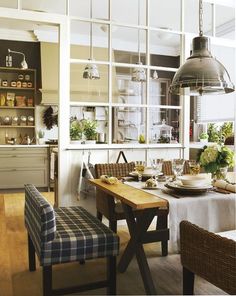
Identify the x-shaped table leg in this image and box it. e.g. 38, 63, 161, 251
118, 203, 158, 295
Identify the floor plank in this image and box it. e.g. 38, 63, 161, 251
0, 192, 227, 295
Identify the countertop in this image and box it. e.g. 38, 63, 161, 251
0, 144, 51, 148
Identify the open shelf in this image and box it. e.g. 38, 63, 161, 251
0, 125, 35, 128
0, 106, 35, 109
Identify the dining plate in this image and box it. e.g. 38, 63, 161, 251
165, 182, 213, 194
129, 171, 154, 177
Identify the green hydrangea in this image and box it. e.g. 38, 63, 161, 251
199, 144, 235, 174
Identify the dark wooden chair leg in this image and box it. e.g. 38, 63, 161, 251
28, 233, 36, 271
97, 211, 103, 221
43, 266, 52, 296
109, 220, 117, 233
156, 213, 168, 256
107, 256, 116, 295
183, 266, 195, 295
79, 260, 85, 265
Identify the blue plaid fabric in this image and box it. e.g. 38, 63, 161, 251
25, 184, 56, 257
24, 185, 119, 266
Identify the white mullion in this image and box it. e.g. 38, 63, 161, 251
108, 0, 112, 145
66, 0, 70, 16
212, 3, 216, 37
181, 0, 184, 33
146, 0, 150, 146
149, 66, 178, 72
70, 58, 110, 66
17, 0, 21, 10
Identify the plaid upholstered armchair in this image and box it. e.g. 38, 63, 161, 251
94, 162, 169, 256
180, 221, 236, 295
24, 184, 119, 296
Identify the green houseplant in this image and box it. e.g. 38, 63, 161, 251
82, 119, 97, 144
37, 129, 45, 145
199, 132, 209, 143
70, 120, 83, 143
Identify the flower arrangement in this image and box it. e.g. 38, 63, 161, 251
198, 144, 234, 177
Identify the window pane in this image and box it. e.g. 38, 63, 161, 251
149, 74, 180, 106
149, 108, 180, 143
22, 0, 66, 14
70, 20, 108, 62
112, 27, 146, 64
150, 30, 181, 67
112, 107, 146, 144
113, 68, 147, 104
184, 0, 213, 35
70, 106, 109, 143
215, 4, 235, 40
70, 64, 108, 103
69, 0, 109, 20
0, 0, 17, 8
150, 0, 181, 31
111, 0, 146, 26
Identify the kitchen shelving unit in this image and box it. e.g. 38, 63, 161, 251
0, 67, 37, 145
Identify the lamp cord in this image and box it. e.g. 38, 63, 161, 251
199, 0, 203, 36
90, 0, 93, 59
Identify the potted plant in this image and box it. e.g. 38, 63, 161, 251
70, 120, 83, 144
37, 129, 45, 145
82, 119, 97, 144
199, 132, 209, 143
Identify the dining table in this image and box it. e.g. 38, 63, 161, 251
90, 179, 169, 295
126, 178, 236, 253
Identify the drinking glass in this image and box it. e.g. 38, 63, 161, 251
135, 161, 146, 182
151, 158, 163, 178
189, 160, 201, 175
172, 159, 184, 178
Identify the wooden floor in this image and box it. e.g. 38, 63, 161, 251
0, 192, 226, 296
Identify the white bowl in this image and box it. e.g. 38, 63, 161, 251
178, 175, 210, 187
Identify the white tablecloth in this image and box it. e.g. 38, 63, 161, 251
126, 181, 236, 253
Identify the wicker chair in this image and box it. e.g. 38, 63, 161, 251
162, 160, 190, 176
180, 221, 236, 295
95, 162, 169, 256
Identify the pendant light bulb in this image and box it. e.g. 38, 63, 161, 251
169, 0, 234, 96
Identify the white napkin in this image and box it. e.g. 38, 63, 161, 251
214, 180, 236, 193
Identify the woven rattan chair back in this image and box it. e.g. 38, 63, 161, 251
95, 162, 135, 178
180, 221, 236, 295
162, 160, 190, 175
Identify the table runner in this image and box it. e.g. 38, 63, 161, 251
125, 181, 236, 253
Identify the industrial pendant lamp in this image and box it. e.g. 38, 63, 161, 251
131, 0, 146, 82
169, 0, 235, 96
83, 0, 100, 80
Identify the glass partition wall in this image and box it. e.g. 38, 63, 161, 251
69, 0, 183, 147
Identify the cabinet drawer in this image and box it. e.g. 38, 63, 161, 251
0, 168, 48, 188
0, 148, 48, 155
0, 155, 47, 168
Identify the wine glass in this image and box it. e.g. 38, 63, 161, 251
151, 159, 163, 178
188, 160, 200, 175
135, 161, 146, 182
172, 159, 184, 178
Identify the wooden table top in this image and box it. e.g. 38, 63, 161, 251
90, 179, 168, 210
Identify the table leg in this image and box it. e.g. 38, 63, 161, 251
118, 203, 157, 295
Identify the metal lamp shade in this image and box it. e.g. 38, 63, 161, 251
169, 36, 235, 96
83, 60, 100, 80
131, 62, 146, 82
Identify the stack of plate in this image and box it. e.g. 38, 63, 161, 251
165, 174, 213, 194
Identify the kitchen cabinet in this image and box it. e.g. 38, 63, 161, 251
0, 147, 48, 189
0, 67, 37, 145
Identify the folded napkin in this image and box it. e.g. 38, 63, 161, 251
100, 175, 118, 185
214, 180, 236, 193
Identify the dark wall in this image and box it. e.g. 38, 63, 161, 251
0, 39, 41, 89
